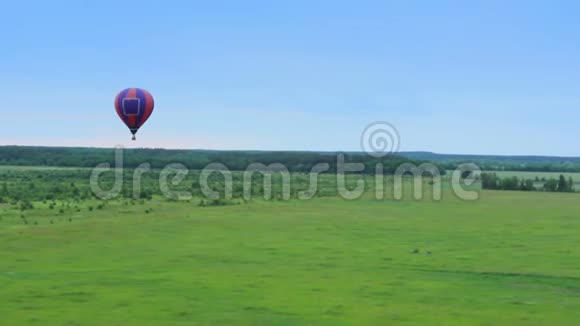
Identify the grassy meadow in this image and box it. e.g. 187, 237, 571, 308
1, 166, 580, 325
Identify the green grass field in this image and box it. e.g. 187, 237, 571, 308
2, 180, 580, 325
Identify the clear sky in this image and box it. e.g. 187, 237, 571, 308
0, 1, 579, 156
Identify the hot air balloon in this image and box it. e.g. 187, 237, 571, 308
115, 88, 155, 140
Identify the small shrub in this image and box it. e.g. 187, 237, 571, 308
208, 199, 232, 206
19, 200, 34, 211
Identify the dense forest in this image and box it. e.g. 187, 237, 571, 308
0, 146, 426, 174
2, 146, 580, 174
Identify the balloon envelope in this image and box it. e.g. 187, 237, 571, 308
114, 88, 154, 139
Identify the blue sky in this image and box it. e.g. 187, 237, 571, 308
0, 1, 579, 155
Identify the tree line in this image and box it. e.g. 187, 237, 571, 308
0, 146, 433, 175
480, 173, 575, 193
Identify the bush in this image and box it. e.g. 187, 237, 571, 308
19, 200, 34, 211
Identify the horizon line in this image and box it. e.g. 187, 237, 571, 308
1, 144, 580, 160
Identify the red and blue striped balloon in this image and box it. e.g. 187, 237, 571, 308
114, 88, 155, 140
